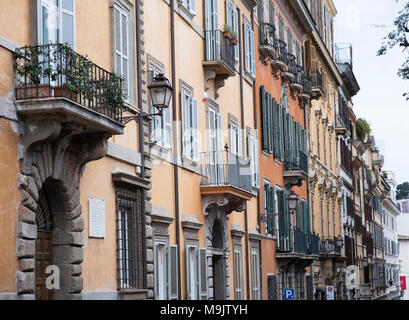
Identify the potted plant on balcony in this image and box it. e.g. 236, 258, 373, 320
230, 32, 238, 45
223, 24, 232, 39
103, 73, 126, 119
53, 44, 93, 103
14, 45, 55, 99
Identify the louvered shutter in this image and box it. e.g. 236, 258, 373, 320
250, 29, 256, 76
267, 186, 275, 235
248, 132, 255, 187
114, 5, 129, 98
168, 245, 178, 300
189, 0, 196, 15
261, 86, 268, 151
273, 99, 279, 157
269, 1, 274, 26
254, 137, 260, 188
164, 104, 172, 148
181, 90, 190, 158
234, 8, 239, 61
216, 113, 224, 182
277, 190, 284, 240
192, 98, 199, 162
61, 0, 75, 48
268, 96, 274, 154
258, 1, 264, 42
199, 248, 208, 300
186, 246, 192, 300
244, 23, 250, 73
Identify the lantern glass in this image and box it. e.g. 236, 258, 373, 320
148, 73, 173, 112
287, 192, 299, 212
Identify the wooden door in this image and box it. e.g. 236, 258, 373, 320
35, 232, 53, 300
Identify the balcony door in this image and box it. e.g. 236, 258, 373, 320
205, 0, 219, 61
207, 107, 224, 185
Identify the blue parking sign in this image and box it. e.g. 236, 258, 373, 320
284, 289, 295, 300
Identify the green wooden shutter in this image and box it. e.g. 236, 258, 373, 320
267, 186, 276, 235
269, 1, 274, 26
261, 86, 268, 151
258, 1, 264, 43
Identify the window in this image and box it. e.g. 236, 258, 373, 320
233, 247, 244, 300
149, 63, 172, 148
251, 247, 261, 300
180, 0, 196, 15
114, 4, 129, 98
181, 88, 199, 161
226, 0, 239, 61
264, 182, 276, 235
186, 246, 208, 300
248, 130, 260, 188
116, 185, 145, 290
37, 0, 76, 47
229, 117, 242, 156
260, 86, 273, 154
244, 20, 256, 77
154, 242, 178, 300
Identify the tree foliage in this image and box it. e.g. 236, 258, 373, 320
378, 2, 409, 99
396, 182, 409, 200
356, 118, 371, 142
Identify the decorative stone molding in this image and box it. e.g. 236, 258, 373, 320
202, 195, 246, 216
16, 119, 110, 299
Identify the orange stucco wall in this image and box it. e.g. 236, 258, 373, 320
255, 0, 309, 299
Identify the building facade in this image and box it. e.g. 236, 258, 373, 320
0, 0, 155, 300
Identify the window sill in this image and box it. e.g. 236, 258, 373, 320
181, 156, 201, 175
243, 71, 255, 86
150, 142, 174, 163
177, 3, 195, 20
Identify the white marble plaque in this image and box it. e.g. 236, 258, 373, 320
89, 198, 106, 238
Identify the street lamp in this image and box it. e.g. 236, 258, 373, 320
287, 191, 299, 214
335, 235, 344, 248
122, 73, 174, 124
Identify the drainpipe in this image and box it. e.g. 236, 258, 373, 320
237, 8, 251, 300
135, 0, 147, 289
169, 0, 182, 299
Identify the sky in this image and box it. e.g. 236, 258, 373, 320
333, 0, 409, 184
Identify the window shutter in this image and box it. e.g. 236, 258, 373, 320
216, 113, 224, 180
234, 8, 239, 61
189, 0, 196, 15
186, 245, 192, 300
248, 133, 255, 186
244, 23, 250, 73
230, 122, 237, 155
199, 248, 208, 300
273, 99, 278, 157
192, 98, 199, 161
114, 5, 129, 98
238, 127, 243, 157
250, 29, 256, 76
267, 92, 272, 153
267, 186, 275, 235
181, 90, 190, 158
258, 1, 264, 41
168, 245, 178, 300
261, 86, 268, 151
269, 1, 274, 26
61, 0, 75, 48
254, 137, 260, 188
164, 106, 172, 148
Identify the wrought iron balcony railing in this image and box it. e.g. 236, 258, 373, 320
14, 43, 124, 123
302, 74, 312, 95
204, 30, 236, 74
259, 23, 276, 47
336, 113, 350, 130
277, 229, 317, 256
200, 150, 252, 193
308, 233, 320, 255
274, 39, 288, 63
310, 70, 323, 89
284, 150, 308, 174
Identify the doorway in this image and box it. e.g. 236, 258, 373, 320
212, 254, 225, 300
35, 182, 54, 300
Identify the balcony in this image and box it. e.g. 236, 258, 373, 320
200, 151, 254, 214
336, 113, 350, 135
258, 23, 276, 60
14, 44, 125, 135
276, 229, 318, 260
280, 53, 296, 83
310, 70, 324, 99
284, 150, 308, 187
203, 30, 236, 77
298, 73, 312, 103
271, 39, 288, 73
290, 65, 304, 93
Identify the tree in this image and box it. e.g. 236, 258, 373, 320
356, 118, 371, 142
378, 2, 409, 99
396, 182, 409, 200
